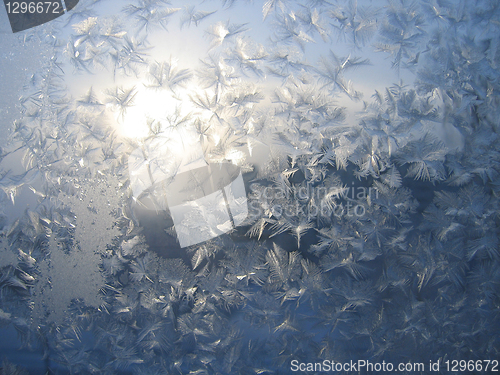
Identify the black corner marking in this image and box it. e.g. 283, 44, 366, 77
63, 0, 78, 11
3, 0, 66, 33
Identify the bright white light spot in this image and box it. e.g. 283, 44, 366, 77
114, 84, 211, 140
115, 88, 175, 139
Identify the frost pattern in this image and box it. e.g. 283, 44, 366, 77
0, 237, 18, 269
0, 0, 498, 373
32, 177, 122, 324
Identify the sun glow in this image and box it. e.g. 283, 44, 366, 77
111, 84, 207, 140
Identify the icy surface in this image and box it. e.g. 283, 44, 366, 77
0, 0, 499, 373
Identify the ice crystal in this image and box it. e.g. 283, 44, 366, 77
145, 59, 193, 92
263, 0, 289, 20
329, 0, 379, 48
180, 6, 217, 29
376, 0, 426, 75
317, 50, 370, 100
395, 133, 447, 181
206, 21, 248, 49
123, 0, 180, 34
